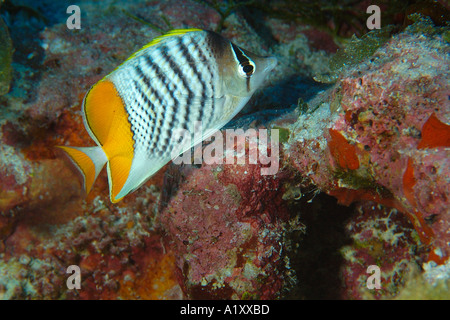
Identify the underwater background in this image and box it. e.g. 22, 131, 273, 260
0, 0, 449, 300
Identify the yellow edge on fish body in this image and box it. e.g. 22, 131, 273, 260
124, 28, 203, 63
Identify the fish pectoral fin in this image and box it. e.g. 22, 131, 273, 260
173, 94, 226, 113
164, 94, 228, 143
57, 146, 107, 194
170, 94, 228, 147
107, 155, 133, 203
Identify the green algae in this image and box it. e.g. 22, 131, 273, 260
404, 1, 450, 28
0, 15, 12, 96
315, 13, 449, 84
334, 169, 393, 199
273, 126, 291, 144
314, 25, 395, 84
241, 291, 259, 300
334, 169, 375, 190
405, 13, 450, 36
296, 97, 309, 115
394, 277, 450, 300
444, 30, 450, 43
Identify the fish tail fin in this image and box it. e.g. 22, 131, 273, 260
57, 146, 108, 194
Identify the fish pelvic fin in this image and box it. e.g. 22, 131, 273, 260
58, 146, 107, 194
107, 155, 133, 203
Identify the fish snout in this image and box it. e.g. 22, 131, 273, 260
262, 56, 277, 73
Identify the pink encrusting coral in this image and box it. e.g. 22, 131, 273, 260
339, 201, 428, 300
287, 22, 450, 267
159, 133, 303, 299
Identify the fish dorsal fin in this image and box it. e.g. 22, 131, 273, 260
124, 28, 203, 62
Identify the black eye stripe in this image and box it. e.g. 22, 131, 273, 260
231, 43, 256, 78
231, 43, 250, 66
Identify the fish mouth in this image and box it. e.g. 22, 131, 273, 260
263, 57, 277, 73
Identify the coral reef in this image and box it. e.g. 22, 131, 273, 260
339, 202, 427, 300
158, 137, 304, 299
284, 17, 449, 297
0, 0, 449, 300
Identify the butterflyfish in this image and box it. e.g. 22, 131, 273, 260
59, 28, 277, 203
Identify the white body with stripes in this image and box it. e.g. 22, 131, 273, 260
60, 29, 277, 202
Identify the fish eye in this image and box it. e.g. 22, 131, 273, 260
238, 61, 255, 78
243, 64, 253, 73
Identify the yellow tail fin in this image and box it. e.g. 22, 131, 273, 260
58, 146, 108, 194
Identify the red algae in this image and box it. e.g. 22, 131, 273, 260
403, 159, 417, 207
328, 128, 360, 170
417, 113, 450, 149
